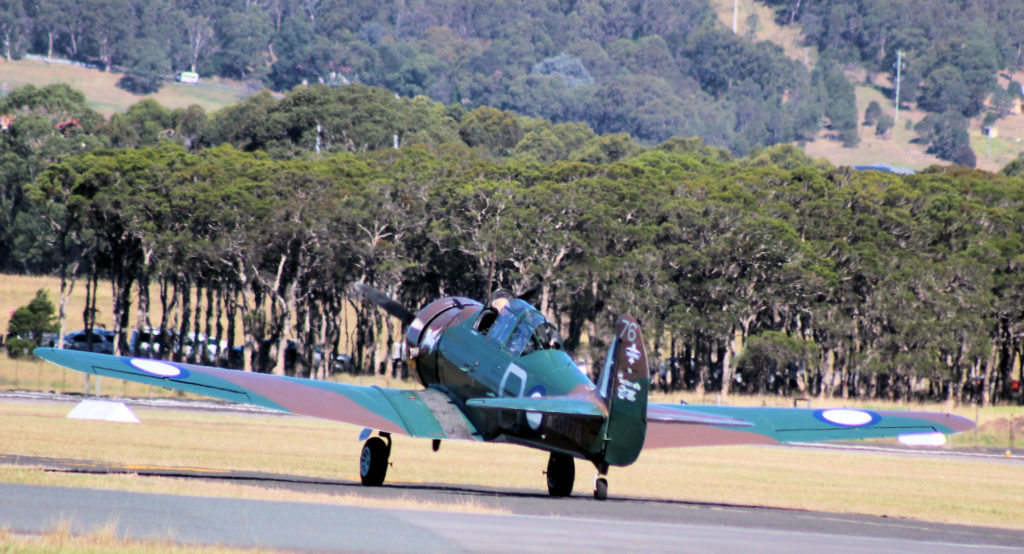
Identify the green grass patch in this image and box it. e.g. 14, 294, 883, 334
970, 131, 1024, 170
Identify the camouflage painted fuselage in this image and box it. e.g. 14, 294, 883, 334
405, 296, 647, 467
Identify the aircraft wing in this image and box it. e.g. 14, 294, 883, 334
644, 403, 975, 449
33, 348, 481, 441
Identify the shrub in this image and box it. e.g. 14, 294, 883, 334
5, 289, 57, 359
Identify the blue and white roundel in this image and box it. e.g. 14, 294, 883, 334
526, 386, 545, 430
130, 358, 186, 378
814, 409, 879, 427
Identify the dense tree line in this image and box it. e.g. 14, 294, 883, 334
0, 0, 841, 155
3, 83, 1024, 406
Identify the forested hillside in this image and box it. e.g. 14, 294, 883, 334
2, 82, 1023, 406
6, 0, 1023, 164
1, 0, 842, 155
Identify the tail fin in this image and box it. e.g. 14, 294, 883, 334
596, 315, 649, 467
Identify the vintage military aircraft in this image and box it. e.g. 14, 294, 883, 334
35, 285, 974, 500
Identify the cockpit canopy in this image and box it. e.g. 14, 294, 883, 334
477, 298, 563, 356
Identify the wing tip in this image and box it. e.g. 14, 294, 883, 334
944, 413, 976, 433
33, 346, 59, 361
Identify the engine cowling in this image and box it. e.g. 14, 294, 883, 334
405, 297, 481, 386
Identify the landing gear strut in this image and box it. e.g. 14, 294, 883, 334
545, 452, 575, 497
360, 433, 391, 486
593, 462, 609, 500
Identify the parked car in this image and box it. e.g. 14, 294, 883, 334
63, 328, 116, 354
226, 339, 352, 373
334, 352, 354, 371
130, 326, 226, 362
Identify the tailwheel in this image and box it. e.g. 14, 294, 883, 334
360, 436, 390, 486
594, 477, 608, 500
593, 462, 609, 500
545, 452, 575, 497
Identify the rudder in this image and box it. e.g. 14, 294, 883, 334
596, 315, 649, 467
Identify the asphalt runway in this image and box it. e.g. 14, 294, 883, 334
3, 453, 1024, 552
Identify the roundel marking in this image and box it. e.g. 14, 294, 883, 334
130, 358, 184, 378
815, 409, 878, 427
526, 386, 545, 430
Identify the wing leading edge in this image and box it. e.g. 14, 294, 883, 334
33, 348, 481, 441
644, 403, 975, 449
466, 395, 607, 418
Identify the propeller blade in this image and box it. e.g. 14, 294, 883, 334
354, 283, 416, 325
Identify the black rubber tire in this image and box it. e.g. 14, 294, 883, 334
360, 437, 389, 486
546, 452, 575, 497
594, 477, 608, 500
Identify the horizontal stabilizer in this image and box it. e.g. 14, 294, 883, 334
466, 396, 606, 418
647, 405, 754, 427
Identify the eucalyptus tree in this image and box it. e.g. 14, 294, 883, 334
0, 0, 28, 61
84, 145, 198, 356
101, 99, 177, 148
28, 155, 102, 347
182, 145, 277, 371
87, 0, 134, 72
0, 84, 106, 280
246, 162, 337, 375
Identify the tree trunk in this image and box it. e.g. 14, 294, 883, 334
135, 248, 153, 356
82, 268, 98, 396
720, 317, 751, 400
982, 342, 998, 407
271, 257, 297, 377
204, 285, 215, 364
56, 260, 80, 349
111, 267, 134, 358
177, 275, 191, 363
819, 347, 835, 398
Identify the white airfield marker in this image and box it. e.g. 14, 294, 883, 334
897, 432, 947, 447
67, 399, 140, 423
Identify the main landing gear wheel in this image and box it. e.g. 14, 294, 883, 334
360, 436, 390, 486
546, 452, 575, 497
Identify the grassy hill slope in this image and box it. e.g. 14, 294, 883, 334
712, 0, 1024, 172
0, 57, 251, 116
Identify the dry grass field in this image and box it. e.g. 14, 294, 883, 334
0, 519, 269, 553
711, 0, 815, 66
2, 273, 119, 336
2, 399, 1023, 529
0, 57, 249, 116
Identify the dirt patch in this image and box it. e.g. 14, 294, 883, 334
978, 416, 1024, 436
